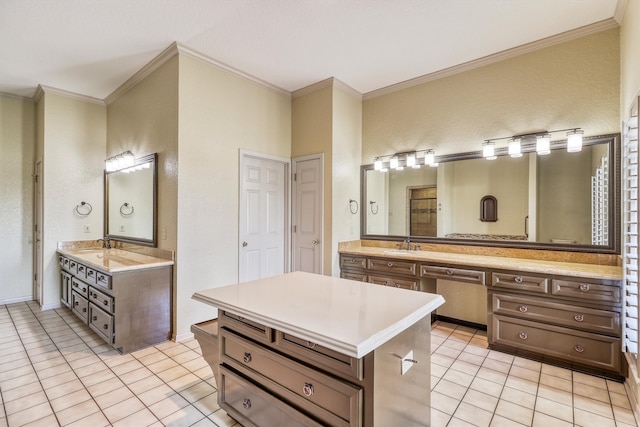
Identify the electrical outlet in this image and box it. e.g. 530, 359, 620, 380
162, 228, 167, 240
401, 350, 414, 375
119, 225, 125, 232
83, 224, 91, 233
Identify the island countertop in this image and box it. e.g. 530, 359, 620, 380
192, 271, 445, 358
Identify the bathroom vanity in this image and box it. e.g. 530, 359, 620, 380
339, 240, 624, 379
58, 242, 174, 353
192, 271, 445, 427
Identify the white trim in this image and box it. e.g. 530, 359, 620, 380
105, 43, 179, 105
364, 18, 620, 100
614, 0, 629, 24
292, 77, 363, 100
36, 84, 105, 106
40, 302, 61, 311
1, 296, 36, 305
175, 331, 195, 342
625, 352, 640, 423
0, 91, 33, 102
177, 44, 290, 97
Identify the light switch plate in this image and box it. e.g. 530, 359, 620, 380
401, 350, 414, 375
83, 224, 90, 233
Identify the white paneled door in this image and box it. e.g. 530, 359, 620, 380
239, 153, 288, 282
292, 155, 323, 274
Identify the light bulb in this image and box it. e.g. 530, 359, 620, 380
567, 129, 583, 153
483, 142, 496, 160
374, 158, 382, 171
425, 150, 435, 166
536, 134, 551, 155
406, 153, 417, 168
508, 138, 522, 158
390, 156, 399, 170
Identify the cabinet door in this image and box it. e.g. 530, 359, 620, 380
369, 274, 418, 291
60, 271, 72, 307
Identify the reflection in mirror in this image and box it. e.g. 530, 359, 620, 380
105, 153, 157, 246
362, 134, 619, 253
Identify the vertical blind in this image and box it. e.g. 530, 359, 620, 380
624, 102, 639, 356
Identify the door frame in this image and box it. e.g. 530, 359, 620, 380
238, 150, 292, 277
33, 160, 44, 305
291, 153, 324, 274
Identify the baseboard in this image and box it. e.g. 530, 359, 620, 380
434, 315, 488, 331
0, 295, 34, 305
624, 353, 640, 424
175, 331, 194, 343
40, 302, 62, 311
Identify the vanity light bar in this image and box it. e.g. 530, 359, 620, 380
483, 127, 584, 159
105, 151, 135, 172
372, 149, 437, 171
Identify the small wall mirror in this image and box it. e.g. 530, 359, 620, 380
105, 153, 157, 246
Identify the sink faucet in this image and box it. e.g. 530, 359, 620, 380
403, 238, 411, 250
97, 237, 111, 249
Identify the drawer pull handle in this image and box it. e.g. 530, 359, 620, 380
394, 283, 401, 288
575, 344, 585, 353
103, 324, 109, 330
243, 352, 252, 363
303, 382, 314, 397
74, 301, 79, 306
387, 262, 394, 267
514, 276, 524, 284
574, 314, 585, 322
103, 300, 108, 306
579, 283, 590, 292
446, 269, 454, 276
518, 332, 528, 340
82, 308, 87, 313
242, 398, 251, 410
306, 341, 316, 349
518, 305, 528, 313
92, 316, 97, 321
92, 293, 97, 298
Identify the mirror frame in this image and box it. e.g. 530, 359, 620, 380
104, 153, 158, 247
360, 134, 621, 254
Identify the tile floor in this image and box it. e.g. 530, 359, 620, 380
0, 301, 637, 427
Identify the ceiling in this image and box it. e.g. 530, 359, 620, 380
0, 0, 623, 101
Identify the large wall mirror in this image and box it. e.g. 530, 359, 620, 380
105, 153, 158, 246
361, 134, 620, 254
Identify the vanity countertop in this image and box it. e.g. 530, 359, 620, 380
339, 243, 623, 281
192, 271, 445, 358
58, 248, 174, 273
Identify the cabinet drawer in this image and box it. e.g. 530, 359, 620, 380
340, 255, 366, 270
221, 330, 361, 427
551, 279, 621, 304
71, 291, 89, 322
61, 257, 71, 272
492, 315, 620, 372
95, 271, 111, 289
421, 264, 485, 285
340, 271, 367, 282
89, 286, 114, 314
220, 311, 273, 344
59, 256, 66, 269
71, 277, 89, 299
492, 272, 548, 293
89, 303, 114, 344
84, 267, 97, 285
276, 331, 363, 381
220, 366, 323, 427
492, 293, 621, 336
367, 257, 417, 276
369, 274, 418, 291
75, 263, 87, 280
68, 259, 78, 275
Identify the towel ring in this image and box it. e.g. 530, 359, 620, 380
349, 199, 359, 215
120, 202, 134, 216
369, 200, 379, 215
75, 201, 92, 216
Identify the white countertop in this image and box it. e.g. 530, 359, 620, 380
192, 271, 445, 358
58, 248, 174, 273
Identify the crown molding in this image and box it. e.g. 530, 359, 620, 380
105, 43, 179, 105
36, 84, 105, 106
0, 91, 34, 102
364, 18, 620, 101
614, 0, 629, 24
176, 44, 290, 97
292, 77, 363, 100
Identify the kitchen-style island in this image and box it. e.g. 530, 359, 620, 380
192, 271, 445, 427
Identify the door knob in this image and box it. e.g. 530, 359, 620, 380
242, 241, 248, 247
312, 239, 320, 245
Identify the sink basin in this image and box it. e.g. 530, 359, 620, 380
383, 250, 414, 255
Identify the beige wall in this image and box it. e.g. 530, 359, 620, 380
363, 28, 620, 162
39, 92, 106, 308
292, 85, 333, 275
621, 0, 640, 115
176, 53, 291, 338
0, 95, 35, 304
